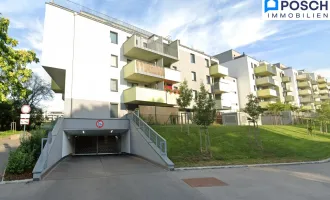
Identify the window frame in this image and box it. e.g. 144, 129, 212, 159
190, 53, 196, 63
110, 31, 118, 44
191, 71, 197, 81
206, 75, 211, 84
111, 54, 118, 68
110, 79, 118, 92
193, 90, 198, 100
205, 59, 209, 67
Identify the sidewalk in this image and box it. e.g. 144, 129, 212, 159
0, 135, 20, 180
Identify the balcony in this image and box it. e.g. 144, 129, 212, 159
320, 89, 329, 94
123, 60, 164, 83
301, 105, 314, 111
320, 95, 330, 100
51, 79, 64, 93
257, 89, 277, 98
285, 85, 293, 92
318, 77, 327, 83
123, 87, 177, 105
285, 95, 294, 102
282, 76, 291, 83
211, 81, 231, 94
256, 76, 276, 86
314, 100, 322, 105
123, 34, 179, 66
312, 80, 318, 85
297, 81, 312, 88
209, 64, 229, 77
164, 67, 180, 83
296, 74, 310, 81
215, 100, 231, 110
318, 83, 329, 89
313, 94, 320, 98
300, 97, 313, 103
259, 101, 276, 108
254, 64, 276, 76
298, 89, 312, 96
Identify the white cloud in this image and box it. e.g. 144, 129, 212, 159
314, 68, 330, 80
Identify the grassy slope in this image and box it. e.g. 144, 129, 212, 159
0, 130, 22, 138
152, 125, 330, 167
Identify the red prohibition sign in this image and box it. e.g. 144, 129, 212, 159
96, 120, 104, 128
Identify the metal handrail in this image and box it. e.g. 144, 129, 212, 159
52, 0, 154, 37
128, 113, 167, 155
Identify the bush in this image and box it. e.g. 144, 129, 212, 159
6, 129, 46, 174
6, 149, 34, 174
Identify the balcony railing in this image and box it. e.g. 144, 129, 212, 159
285, 85, 294, 92
318, 83, 329, 89
211, 81, 231, 94
300, 97, 313, 103
318, 77, 327, 83
123, 60, 165, 83
164, 67, 180, 83
209, 64, 229, 77
257, 89, 277, 98
320, 89, 329, 94
259, 101, 276, 108
297, 81, 312, 88
254, 64, 277, 76
285, 95, 294, 102
320, 95, 330, 100
123, 87, 178, 105
298, 89, 312, 96
256, 76, 276, 86
301, 105, 314, 111
282, 76, 291, 83
215, 99, 231, 110
297, 74, 310, 81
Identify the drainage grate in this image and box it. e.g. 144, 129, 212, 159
182, 177, 228, 187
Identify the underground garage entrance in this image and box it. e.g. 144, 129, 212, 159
64, 129, 129, 155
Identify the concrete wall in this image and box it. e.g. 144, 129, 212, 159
213, 50, 241, 63
62, 132, 73, 157
120, 131, 130, 153
221, 76, 240, 112
222, 112, 262, 125
63, 118, 129, 130
220, 56, 258, 109
261, 111, 293, 125
129, 121, 174, 169
138, 105, 178, 124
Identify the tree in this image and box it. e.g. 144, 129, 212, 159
0, 15, 39, 102
176, 79, 193, 133
267, 102, 285, 125
317, 101, 330, 133
243, 94, 264, 148
193, 83, 216, 155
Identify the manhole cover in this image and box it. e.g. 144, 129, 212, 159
182, 177, 228, 187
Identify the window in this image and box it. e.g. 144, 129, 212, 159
206, 75, 211, 84
174, 86, 178, 90
111, 55, 118, 68
110, 31, 118, 44
205, 59, 209, 67
172, 66, 177, 70
143, 42, 147, 48
252, 74, 255, 80
254, 85, 256, 91
193, 90, 198, 100
127, 59, 132, 63
191, 71, 196, 81
209, 93, 212, 99
110, 79, 118, 92
131, 83, 138, 87
110, 103, 118, 118
190, 53, 195, 63
254, 64, 257, 68
251, 63, 253, 69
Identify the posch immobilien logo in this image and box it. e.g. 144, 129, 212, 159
262, 0, 330, 20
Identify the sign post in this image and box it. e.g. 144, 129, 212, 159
20, 105, 31, 137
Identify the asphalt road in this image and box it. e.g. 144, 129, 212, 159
1, 155, 330, 200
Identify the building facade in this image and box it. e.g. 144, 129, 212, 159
42, 2, 239, 120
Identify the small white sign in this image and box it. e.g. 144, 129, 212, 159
20, 114, 30, 119
21, 105, 31, 114
20, 119, 29, 125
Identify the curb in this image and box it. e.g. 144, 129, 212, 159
174, 158, 330, 171
0, 179, 33, 185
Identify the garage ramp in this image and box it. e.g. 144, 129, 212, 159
33, 113, 174, 180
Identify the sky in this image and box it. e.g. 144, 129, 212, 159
2, 0, 330, 111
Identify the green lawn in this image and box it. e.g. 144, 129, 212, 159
152, 125, 330, 167
0, 130, 21, 138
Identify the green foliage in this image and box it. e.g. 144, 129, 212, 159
177, 79, 193, 110
0, 16, 39, 102
6, 129, 46, 174
267, 102, 285, 114
6, 149, 35, 174
317, 101, 330, 122
193, 83, 216, 127
243, 94, 264, 124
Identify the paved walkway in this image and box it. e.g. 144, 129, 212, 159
0, 135, 20, 179
1, 156, 330, 200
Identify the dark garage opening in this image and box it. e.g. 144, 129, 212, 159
74, 135, 121, 155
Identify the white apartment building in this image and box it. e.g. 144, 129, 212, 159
279, 65, 301, 107
214, 50, 287, 109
